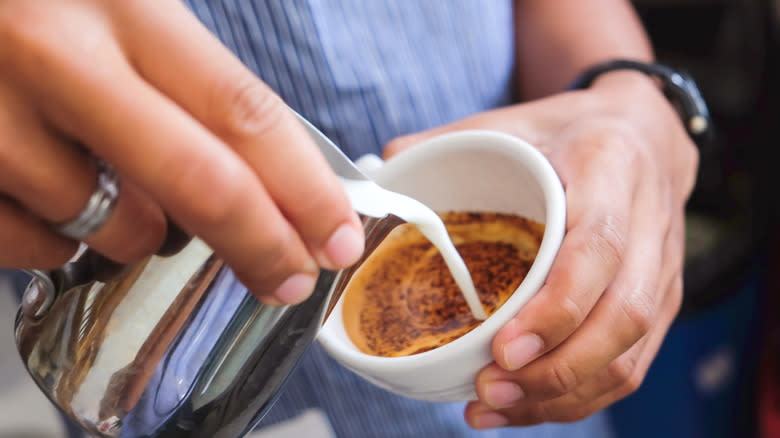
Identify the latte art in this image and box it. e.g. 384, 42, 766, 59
342, 212, 544, 357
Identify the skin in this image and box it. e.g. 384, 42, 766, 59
384, 0, 699, 430
0, 0, 698, 431
0, 0, 365, 305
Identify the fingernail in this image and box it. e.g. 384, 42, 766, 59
503, 333, 544, 370
322, 223, 364, 269
473, 411, 508, 430
273, 273, 317, 304
483, 381, 525, 409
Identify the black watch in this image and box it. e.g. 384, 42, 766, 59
567, 59, 712, 148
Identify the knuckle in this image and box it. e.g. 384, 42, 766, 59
617, 288, 655, 341
555, 294, 587, 335
585, 131, 625, 155
573, 127, 640, 171
613, 365, 645, 399
213, 79, 285, 141
545, 361, 581, 397
586, 215, 627, 269
620, 372, 645, 398
170, 159, 246, 230
192, 187, 239, 229
191, 184, 241, 229
607, 355, 639, 388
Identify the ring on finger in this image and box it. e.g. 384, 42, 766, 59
54, 159, 120, 241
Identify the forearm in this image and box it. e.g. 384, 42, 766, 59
513, 0, 654, 100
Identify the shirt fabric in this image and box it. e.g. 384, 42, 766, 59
178, 1, 615, 437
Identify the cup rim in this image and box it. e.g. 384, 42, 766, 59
319, 129, 566, 374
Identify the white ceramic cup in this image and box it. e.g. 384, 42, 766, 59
318, 130, 566, 402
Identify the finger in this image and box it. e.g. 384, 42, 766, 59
490, 133, 641, 372
382, 106, 544, 159
490, 168, 671, 401
155, 218, 192, 257
0, 197, 78, 269
467, 274, 682, 427
12, 19, 320, 304
381, 91, 600, 159
0, 86, 167, 263
464, 401, 510, 430
475, 206, 684, 409
550, 275, 683, 422
115, 0, 364, 270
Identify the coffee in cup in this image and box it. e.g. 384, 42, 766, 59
319, 130, 566, 402
342, 211, 544, 358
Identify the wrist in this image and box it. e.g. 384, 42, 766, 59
568, 60, 711, 146
589, 70, 662, 96
586, 70, 669, 119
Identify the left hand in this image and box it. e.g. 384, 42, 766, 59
384, 72, 699, 428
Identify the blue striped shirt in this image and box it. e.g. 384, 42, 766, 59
181, 1, 614, 436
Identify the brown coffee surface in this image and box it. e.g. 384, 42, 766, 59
342, 211, 544, 357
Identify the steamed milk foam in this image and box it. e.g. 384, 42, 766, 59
342, 178, 487, 320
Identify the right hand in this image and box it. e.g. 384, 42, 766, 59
0, 0, 365, 305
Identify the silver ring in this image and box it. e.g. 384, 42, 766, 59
55, 160, 120, 241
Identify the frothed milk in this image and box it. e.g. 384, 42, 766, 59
342, 178, 487, 320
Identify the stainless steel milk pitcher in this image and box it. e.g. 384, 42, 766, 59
13, 112, 409, 437
14, 213, 403, 437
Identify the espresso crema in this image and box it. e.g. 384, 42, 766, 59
342, 211, 544, 357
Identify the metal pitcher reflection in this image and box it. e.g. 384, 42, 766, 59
14, 214, 403, 437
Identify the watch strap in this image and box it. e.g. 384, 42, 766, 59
568, 59, 712, 147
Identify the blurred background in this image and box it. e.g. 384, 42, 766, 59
609, 0, 780, 437
1, 0, 778, 437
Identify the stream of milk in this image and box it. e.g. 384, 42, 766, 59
342, 178, 487, 321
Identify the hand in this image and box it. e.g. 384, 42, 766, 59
385, 72, 698, 428
0, 0, 364, 304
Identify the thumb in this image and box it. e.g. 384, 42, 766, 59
382, 106, 532, 159
383, 130, 435, 160
382, 116, 487, 159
